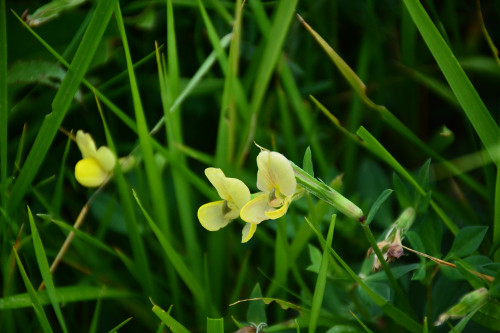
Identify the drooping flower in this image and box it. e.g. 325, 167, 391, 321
74, 130, 116, 187
197, 168, 252, 241
240, 151, 297, 228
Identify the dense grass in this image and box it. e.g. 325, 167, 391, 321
1, 0, 500, 332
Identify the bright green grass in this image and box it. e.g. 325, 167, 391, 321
1, 0, 500, 332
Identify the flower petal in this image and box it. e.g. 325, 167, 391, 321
95, 146, 116, 172
197, 200, 232, 231
240, 193, 272, 224
76, 130, 97, 159
241, 223, 257, 243
256, 151, 296, 196
75, 157, 109, 187
265, 195, 292, 220
205, 168, 250, 208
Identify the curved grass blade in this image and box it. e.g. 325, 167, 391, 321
27, 207, 68, 333
13, 248, 54, 333
0, 285, 133, 310
402, 0, 499, 165
357, 126, 459, 235
132, 190, 207, 311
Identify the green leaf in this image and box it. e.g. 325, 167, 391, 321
152, 304, 190, 333
365, 189, 393, 225
247, 284, 267, 325
402, 0, 500, 166
207, 318, 224, 333
0, 285, 134, 310
309, 215, 336, 333
106, 317, 133, 333
447, 226, 488, 259
393, 174, 412, 210
13, 249, 54, 333
303, 146, 314, 177
132, 190, 207, 311
27, 207, 68, 333
0, 0, 6, 211
237, 0, 299, 164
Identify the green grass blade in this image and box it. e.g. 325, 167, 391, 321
494, 167, 500, 260
13, 249, 54, 333
207, 317, 224, 333
152, 304, 190, 333
305, 219, 422, 333
27, 207, 68, 333
50, 133, 72, 217
402, 0, 500, 165
237, 0, 299, 165
7, 0, 117, 213
106, 317, 133, 333
357, 126, 459, 235
215, 0, 244, 166
114, 2, 170, 235
0, 0, 7, 214
132, 190, 207, 311
40, 216, 118, 257
89, 299, 101, 333
309, 215, 335, 333
366, 189, 394, 226
97, 95, 154, 296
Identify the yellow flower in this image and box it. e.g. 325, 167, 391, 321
197, 168, 253, 242
74, 130, 116, 187
240, 151, 297, 230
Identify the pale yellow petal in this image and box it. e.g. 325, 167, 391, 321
197, 200, 232, 231
76, 130, 97, 159
256, 151, 296, 196
95, 146, 116, 172
75, 157, 109, 187
205, 168, 250, 208
223, 177, 250, 209
241, 223, 257, 243
265, 195, 292, 220
240, 193, 272, 224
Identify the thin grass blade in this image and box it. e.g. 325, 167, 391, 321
13, 249, 54, 333
132, 190, 207, 311
27, 207, 68, 333
0, 0, 7, 214
309, 215, 335, 333
402, 0, 499, 165
152, 304, 190, 333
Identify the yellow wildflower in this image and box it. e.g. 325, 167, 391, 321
197, 168, 253, 242
240, 151, 297, 230
74, 130, 116, 187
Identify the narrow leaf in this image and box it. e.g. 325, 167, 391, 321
366, 189, 393, 225
27, 207, 68, 333
309, 215, 336, 333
